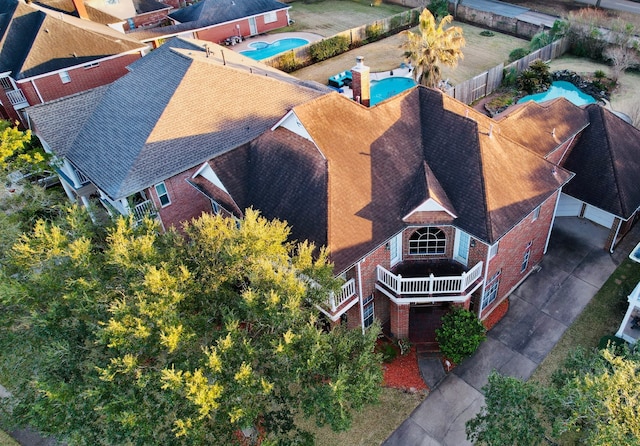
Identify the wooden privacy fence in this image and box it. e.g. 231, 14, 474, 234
446, 37, 570, 104
262, 7, 421, 71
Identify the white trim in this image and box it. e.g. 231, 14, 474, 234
357, 261, 365, 335
192, 162, 228, 193
403, 197, 457, 221
316, 297, 359, 322
545, 190, 562, 254
30, 79, 44, 104
609, 217, 622, 253
375, 282, 479, 304
389, 232, 402, 266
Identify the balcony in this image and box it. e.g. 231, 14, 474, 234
376, 260, 484, 304
6, 89, 29, 109
318, 278, 358, 321
132, 199, 158, 222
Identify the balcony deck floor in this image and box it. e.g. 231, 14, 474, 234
393, 261, 465, 278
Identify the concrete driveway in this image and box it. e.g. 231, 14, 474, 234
383, 217, 639, 446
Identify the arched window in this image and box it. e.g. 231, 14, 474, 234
409, 227, 446, 255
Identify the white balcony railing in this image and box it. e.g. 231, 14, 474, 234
6, 89, 28, 108
328, 278, 357, 311
132, 199, 157, 222
376, 261, 483, 296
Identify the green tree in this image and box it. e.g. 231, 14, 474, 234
402, 9, 465, 88
0, 208, 383, 445
466, 346, 640, 445
0, 120, 48, 177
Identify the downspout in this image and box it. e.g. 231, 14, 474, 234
609, 218, 623, 253
544, 190, 563, 254
357, 261, 365, 335
29, 79, 44, 104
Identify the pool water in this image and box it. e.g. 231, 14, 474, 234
517, 81, 596, 106
240, 38, 309, 61
370, 77, 417, 105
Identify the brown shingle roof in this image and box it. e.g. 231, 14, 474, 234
285, 87, 572, 272
563, 105, 640, 218
496, 98, 590, 158
0, 0, 147, 80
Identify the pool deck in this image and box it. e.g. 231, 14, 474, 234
230, 32, 323, 52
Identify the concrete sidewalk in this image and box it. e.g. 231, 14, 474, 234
383, 217, 640, 446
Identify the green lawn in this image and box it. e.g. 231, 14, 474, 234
0, 430, 18, 446
282, 0, 410, 37
531, 258, 640, 386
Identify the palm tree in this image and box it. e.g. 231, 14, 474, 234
402, 9, 465, 89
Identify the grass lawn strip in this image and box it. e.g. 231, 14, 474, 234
296, 386, 426, 446
531, 258, 640, 386
284, 0, 409, 37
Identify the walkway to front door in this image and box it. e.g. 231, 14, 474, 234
409, 304, 450, 352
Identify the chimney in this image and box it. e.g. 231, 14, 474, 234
351, 56, 370, 107
71, 0, 89, 20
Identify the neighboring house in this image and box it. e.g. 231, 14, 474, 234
26, 38, 330, 227
26, 40, 640, 344
498, 99, 640, 252
127, 0, 291, 48
35, 0, 174, 31
0, 0, 150, 126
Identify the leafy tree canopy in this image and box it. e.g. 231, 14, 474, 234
0, 206, 383, 445
466, 346, 640, 445
0, 120, 49, 178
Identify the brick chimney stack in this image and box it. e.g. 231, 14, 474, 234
71, 0, 89, 20
351, 56, 370, 107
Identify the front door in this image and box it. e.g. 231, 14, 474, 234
454, 229, 470, 266
248, 17, 258, 35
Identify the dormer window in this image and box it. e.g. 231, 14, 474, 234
409, 227, 446, 255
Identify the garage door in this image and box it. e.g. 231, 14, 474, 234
556, 193, 582, 217
584, 205, 616, 228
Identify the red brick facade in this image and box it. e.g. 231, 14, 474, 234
148, 165, 214, 231
192, 10, 289, 45
479, 191, 559, 319
18, 54, 142, 105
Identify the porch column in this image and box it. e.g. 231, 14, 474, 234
390, 301, 410, 339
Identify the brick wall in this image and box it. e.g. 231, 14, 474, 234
479, 191, 559, 319
149, 165, 214, 231
18, 54, 142, 105
195, 10, 289, 44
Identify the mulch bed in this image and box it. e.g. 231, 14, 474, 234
382, 346, 428, 392
483, 298, 510, 331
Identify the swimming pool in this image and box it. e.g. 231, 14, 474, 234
370, 77, 417, 105
240, 38, 309, 61
517, 81, 596, 106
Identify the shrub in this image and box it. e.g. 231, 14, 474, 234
530, 31, 553, 50
376, 341, 399, 363
365, 23, 384, 41
436, 306, 486, 364
277, 51, 299, 73
427, 0, 449, 21
509, 47, 530, 62
502, 67, 518, 87
309, 35, 350, 62
480, 30, 495, 37
594, 69, 607, 79
397, 338, 412, 356
517, 59, 551, 94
